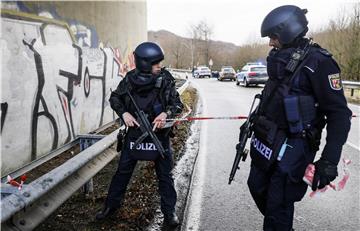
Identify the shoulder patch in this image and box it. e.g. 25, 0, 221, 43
328, 73, 342, 90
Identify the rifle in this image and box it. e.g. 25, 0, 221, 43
228, 94, 261, 184
126, 90, 166, 158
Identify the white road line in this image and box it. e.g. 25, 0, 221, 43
346, 141, 360, 151
182, 80, 208, 231
349, 103, 360, 109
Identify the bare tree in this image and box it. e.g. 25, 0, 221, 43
189, 20, 214, 66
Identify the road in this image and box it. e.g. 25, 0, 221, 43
182, 77, 360, 231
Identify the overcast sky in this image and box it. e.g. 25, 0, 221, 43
148, 0, 358, 46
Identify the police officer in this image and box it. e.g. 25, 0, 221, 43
246, 5, 352, 231
95, 42, 183, 227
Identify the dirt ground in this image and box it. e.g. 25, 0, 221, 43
34, 87, 198, 231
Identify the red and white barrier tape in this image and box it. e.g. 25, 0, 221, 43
303, 158, 351, 198
6, 174, 27, 190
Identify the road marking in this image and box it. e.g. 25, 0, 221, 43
346, 141, 360, 151
348, 103, 360, 109
182, 80, 208, 231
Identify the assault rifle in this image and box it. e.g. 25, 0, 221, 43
126, 90, 166, 158
228, 94, 261, 184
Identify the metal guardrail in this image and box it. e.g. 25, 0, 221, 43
177, 79, 190, 95
343, 80, 360, 87
1, 132, 117, 230
168, 68, 191, 73
0, 119, 119, 184
1, 79, 190, 230
343, 81, 360, 97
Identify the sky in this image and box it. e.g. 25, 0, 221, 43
148, 0, 359, 46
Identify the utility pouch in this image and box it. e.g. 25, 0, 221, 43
153, 103, 163, 115
252, 116, 278, 144
298, 95, 316, 126
250, 116, 286, 171
306, 127, 321, 152
116, 129, 125, 152
284, 96, 304, 134
124, 128, 161, 161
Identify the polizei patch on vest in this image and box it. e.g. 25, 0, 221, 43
130, 142, 157, 151
328, 73, 342, 90
251, 136, 272, 160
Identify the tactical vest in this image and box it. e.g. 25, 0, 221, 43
250, 45, 319, 171
125, 73, 165, 123
258, 46, 318, 135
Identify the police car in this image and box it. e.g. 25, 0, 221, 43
193, 66, 211, 78
236, 63, 268, 87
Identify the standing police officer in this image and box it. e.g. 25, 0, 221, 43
95, 42, 183, 227
246, 5, 352, 231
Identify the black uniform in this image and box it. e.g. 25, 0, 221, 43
106, 68, 183, 216
247, 39, 352, 231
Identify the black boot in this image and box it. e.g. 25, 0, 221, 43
163, 212, 180, 227
95, 206, 117, 220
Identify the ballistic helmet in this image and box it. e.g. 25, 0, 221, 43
261, 5, 308, 45
134, 42, 164, 73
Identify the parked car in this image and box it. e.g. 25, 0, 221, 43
193, 66, 211, 78
218, 66, 236, 81
236, 63, 268, 87
211, 70, 219, 78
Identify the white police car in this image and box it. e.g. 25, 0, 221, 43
236, 63, 268, 87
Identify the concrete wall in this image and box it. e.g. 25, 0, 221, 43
0, 1, 147, 176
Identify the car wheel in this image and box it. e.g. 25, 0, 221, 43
244, 78, 249, 87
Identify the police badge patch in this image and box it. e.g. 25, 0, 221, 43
328, 73, 342, 90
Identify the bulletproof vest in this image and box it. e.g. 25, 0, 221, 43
258, 46, 317, 132
127, 74, 164, 122
258, 48, 294, 128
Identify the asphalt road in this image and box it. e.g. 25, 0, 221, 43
182, 77, 360, 231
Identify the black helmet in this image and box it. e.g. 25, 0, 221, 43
261, 5, 308, 45
134, 42, 164, 73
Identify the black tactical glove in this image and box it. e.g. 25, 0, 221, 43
311, 159, 338, 191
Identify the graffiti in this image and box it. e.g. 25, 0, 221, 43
1, 102, 8, 133
57, 44, 83, 142
69, 22, 99, 48
1, 8, 145, 176
112, 48, 123, 77
22, 38, 59, 160
111, 47, 136, 77
82, 48, 108, 127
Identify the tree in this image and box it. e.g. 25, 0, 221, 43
189, 20, 213, 66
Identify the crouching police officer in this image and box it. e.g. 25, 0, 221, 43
95, 42, 183, 227
246, 5, 352, 231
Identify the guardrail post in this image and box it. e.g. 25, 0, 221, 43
79, 135, 105, 195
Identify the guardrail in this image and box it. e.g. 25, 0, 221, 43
343, 81, 360, 97
168, 68, 191, 73
1, 79, 189, 230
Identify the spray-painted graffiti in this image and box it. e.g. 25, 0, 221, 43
0, 10, 136, 176
1, 103, 8, 133
111, 47, 136, 77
